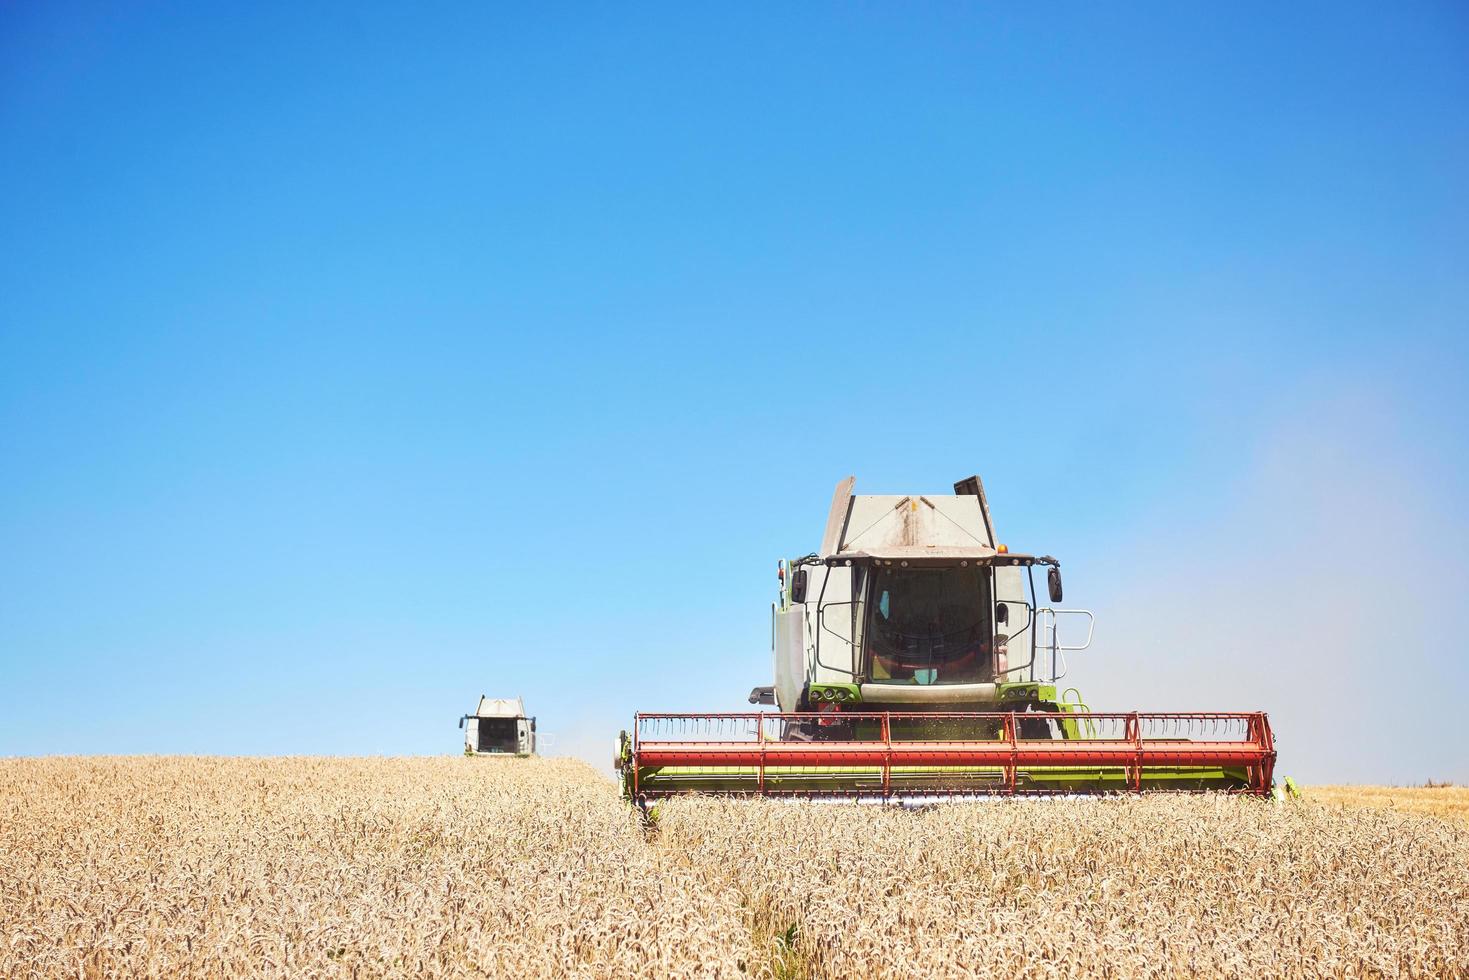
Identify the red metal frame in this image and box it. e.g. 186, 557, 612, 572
630, 711, 1277, 798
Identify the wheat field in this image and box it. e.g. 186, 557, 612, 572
1307, 784, 1469, 824
2, 757, 1466, 978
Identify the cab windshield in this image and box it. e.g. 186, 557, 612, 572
864, 565, 994, 685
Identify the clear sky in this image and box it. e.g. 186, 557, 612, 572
3, 3, 1466, 783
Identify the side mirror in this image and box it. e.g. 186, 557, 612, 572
791, 568, 808, 603
1047, 566, 1064, 604
995, 603, 1009, 626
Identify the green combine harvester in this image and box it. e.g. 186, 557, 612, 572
618, 474, 1276, 804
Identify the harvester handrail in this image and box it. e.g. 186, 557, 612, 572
1036, 607, 1094, 681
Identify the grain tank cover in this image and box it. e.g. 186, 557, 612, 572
822, 475, 1000, 563
473, 696, 526, 719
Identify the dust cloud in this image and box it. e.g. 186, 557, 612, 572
1080, 392, 1468, 784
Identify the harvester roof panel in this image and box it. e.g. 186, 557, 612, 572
473, 696, 527, 718
831, 494, 996, 558
825, 548, 1039, 566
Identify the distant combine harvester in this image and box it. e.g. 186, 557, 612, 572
459, 695, 536, 756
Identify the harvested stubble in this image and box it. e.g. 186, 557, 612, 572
4, 759, 1468, 979
657, 794, 1469, 978
0, 757, 752, 979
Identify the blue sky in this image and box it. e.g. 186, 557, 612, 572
3, 3, 1466, 782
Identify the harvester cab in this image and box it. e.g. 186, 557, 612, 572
618, 475, 1276, 804
753, 474, 1091, 723
461, 696, 536, 756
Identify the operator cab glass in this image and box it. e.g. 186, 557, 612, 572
863, 566, 998, 685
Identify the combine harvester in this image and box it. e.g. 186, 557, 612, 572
617, 475, 1276, 804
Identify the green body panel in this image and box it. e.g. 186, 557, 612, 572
809, 682, 1070, 709
996, 682, 1056, 703
820, 681, 1059, 708
808, 682, 862, 704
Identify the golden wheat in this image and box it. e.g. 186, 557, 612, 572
4, 759, 1467, 979
1307, 784, 1469, 824
0, 757, 753, 979
657, 794, 1469, 978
